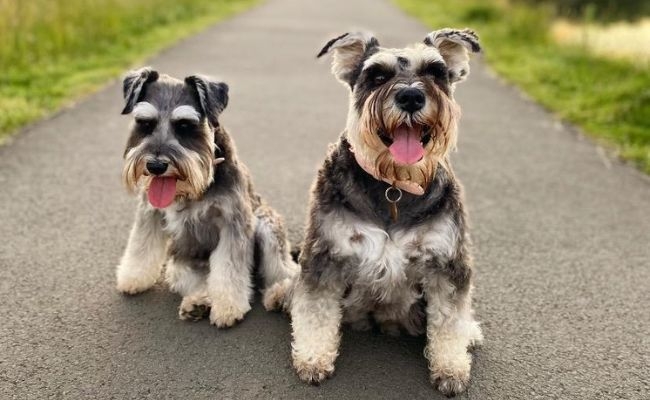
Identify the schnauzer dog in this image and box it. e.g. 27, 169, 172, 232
115, 67, 298, 327
290, 29, 483, 395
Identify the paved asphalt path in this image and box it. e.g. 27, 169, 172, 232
1, 0, 649, 399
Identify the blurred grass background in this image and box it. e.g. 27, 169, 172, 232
396, 0, 650, 173
0, 0, 257, 142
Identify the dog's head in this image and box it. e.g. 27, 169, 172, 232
318, 29, 480, 193
120, 67, 229, 208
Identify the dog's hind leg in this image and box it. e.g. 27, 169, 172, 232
116, 201, 167, 295
254, 205, 299, 312
424, 273, 482, 396
165, 259, 210, 321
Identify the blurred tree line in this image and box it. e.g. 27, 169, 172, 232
521, 0, 650, 22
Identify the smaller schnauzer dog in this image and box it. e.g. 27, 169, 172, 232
290, 29, 483, 395
115, 67, 298, 327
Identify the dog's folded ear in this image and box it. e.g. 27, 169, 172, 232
184, 75, 229, 127
424, 28, 481, 84
121, 67, 159, 115
317, 31, 379, 87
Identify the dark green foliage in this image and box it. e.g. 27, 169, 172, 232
519, 0, 650, 22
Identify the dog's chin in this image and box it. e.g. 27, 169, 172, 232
377, 122, 433, 166
125, 158, 212, 208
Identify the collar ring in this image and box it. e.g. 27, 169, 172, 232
385, 186, 403, 203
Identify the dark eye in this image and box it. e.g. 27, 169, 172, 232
422, 62, 448, 79
366, 67, 394, 87
374, 74, 388, 85
363, 63, 395, 88
173, 119, 197, 135
135, 118, 156, 135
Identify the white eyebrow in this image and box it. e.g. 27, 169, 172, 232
171, 105, 200, 122
132, 102, 159, 119
362, 52, 397, 71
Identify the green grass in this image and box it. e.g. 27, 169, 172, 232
395, 0, 650, 173
0, 0, 258, 142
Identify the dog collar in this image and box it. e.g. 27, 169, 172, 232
212, 128, 226, 166
350, 147, 426, 196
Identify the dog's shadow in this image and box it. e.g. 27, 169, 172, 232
109, 285, 479, 399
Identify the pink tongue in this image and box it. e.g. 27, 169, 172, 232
389, 125, 424, 165
147, 177, 177, 209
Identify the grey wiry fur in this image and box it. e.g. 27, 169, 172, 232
291, 30, 483, 396
115, 67, 298, 327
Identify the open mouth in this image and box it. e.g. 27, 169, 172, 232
378, 123, 432, 165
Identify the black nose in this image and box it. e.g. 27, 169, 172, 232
395, 87, 425, 113
146, 160, 168, 176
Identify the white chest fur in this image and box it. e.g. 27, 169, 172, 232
160, 201, 212, 239
320, 211, 459, 301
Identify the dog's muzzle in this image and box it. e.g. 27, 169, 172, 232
144, 158, 177, 209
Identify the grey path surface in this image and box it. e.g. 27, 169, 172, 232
1, 0, 649, 398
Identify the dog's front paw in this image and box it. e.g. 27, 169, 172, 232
432, 371, 469, 397
209, 300, 250, 328
115, 267, 158, 295
292, 352, 336, 385
179, 294, 211, 321
429, 354, 471, 397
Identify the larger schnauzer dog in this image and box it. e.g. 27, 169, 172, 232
290, 29, 483, 395
115, 68, 298, 327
